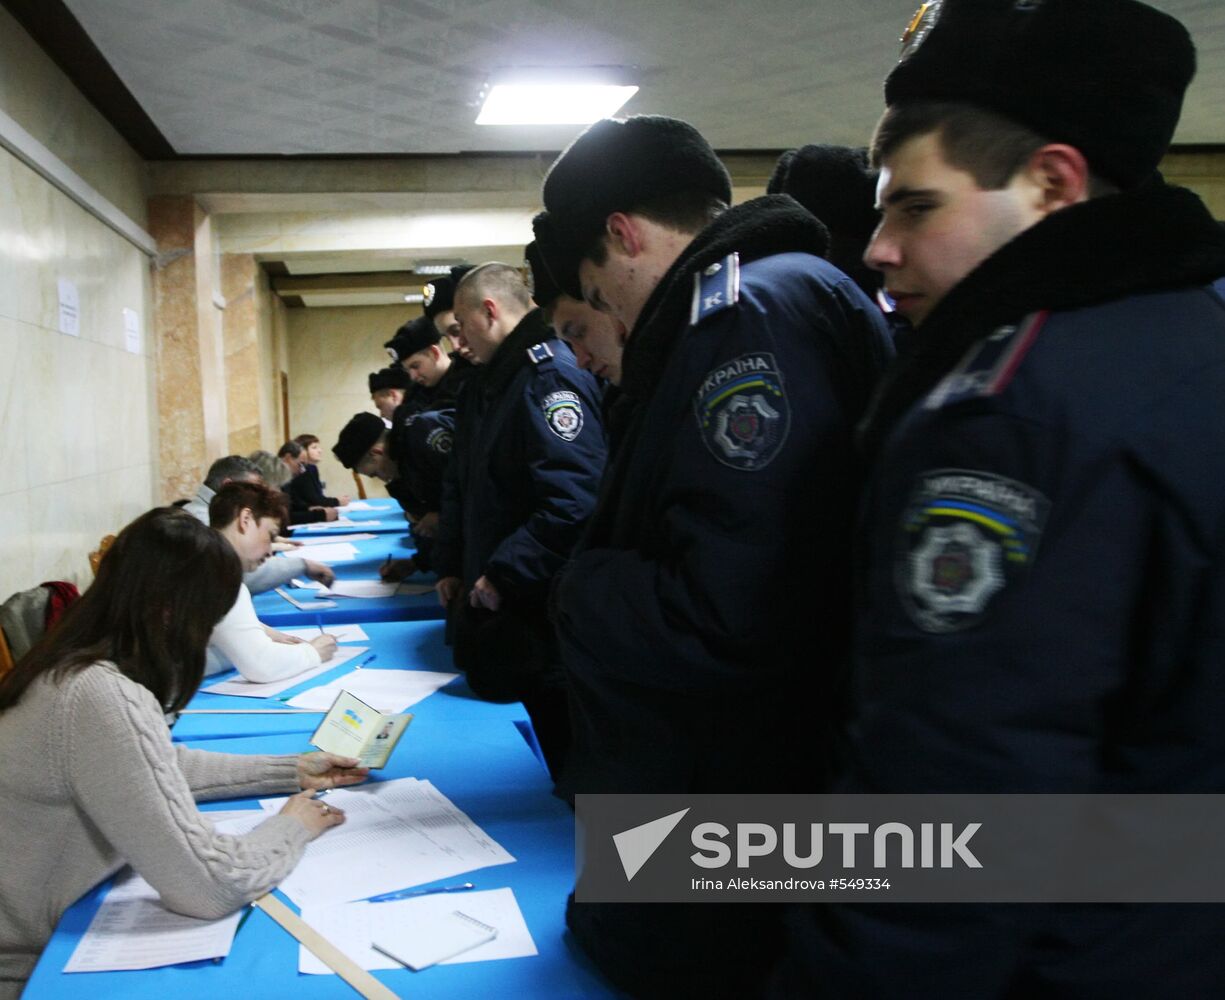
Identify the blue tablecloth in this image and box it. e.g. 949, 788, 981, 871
175, 620, 529, 742
25, 725, 612, 998
253, 533, 444, 626
287, 497, 410, 536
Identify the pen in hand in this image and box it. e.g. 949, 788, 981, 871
367, 882, 475, 904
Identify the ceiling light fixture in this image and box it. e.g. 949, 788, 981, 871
413, 261, 466, 276
476, 67, 638, 126
403, 292, 425, 304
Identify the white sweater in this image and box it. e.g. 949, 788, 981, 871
0, 664, 310, 997
205, 584, 322, 681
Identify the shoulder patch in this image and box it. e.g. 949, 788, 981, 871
689, 252, 741, 326
924, 311, 1048, 410
527, 342, 556, 367
425, 427, 452, 454
542, 389, 584, 441
896, 468, 1050, 633
693, 351, 789, 471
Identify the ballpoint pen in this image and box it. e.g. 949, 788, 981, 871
355, 653, 377, 670
367, 882, 475, 904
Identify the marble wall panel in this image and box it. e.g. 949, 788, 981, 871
0, 489, 34, 596
0, 316, 28, 497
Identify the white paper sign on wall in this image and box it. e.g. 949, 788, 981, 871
123, 308, 141, 354
57, 278, 79, 337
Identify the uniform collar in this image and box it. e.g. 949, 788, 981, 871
859, 179, 1225, 458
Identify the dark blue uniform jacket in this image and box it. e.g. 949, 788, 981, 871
778, 183, 1225, 998
434, 309, 605, 607
554, 196, 894, 798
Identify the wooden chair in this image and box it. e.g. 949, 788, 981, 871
89, 534, 116, 577
0, 626, 13, 680
351, 470, 368, 500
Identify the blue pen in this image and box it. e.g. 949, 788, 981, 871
367, 882, 474, 904
356, 653, 376, 670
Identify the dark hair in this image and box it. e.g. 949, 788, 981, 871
871, 100, 1117, 196
277, 440, 303, 459
0, 508, 241, 713
583, 190, 727, 266
203, 454, 260, 491
208, 480, 289, 531
294, 434, 320, 448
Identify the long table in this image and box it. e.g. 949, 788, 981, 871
175, 619, 530, 742
288, 497, 410, 536
253, 531, 445, 627
26, 725, 612, 998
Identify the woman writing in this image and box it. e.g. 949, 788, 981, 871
0, 507, 367, 997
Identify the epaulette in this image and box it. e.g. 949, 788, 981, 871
527, 341, 557, 371
924, 311, 1049, 410
689, 252, 741, 326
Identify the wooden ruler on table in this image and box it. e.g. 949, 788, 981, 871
253, 893, 401, 999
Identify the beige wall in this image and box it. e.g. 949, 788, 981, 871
0, 147, 155, 594
285, 304, 421, 500
0, 7, 148, 228
0, 14, 155, 596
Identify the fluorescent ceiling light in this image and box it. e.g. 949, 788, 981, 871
403, 292, 425, 303
476, 68, 638, 126
413, 262, 465, 276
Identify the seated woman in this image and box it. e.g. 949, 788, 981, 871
0, 507, 367, 998
207, 481, 338, 681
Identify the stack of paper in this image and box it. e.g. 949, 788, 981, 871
286, 668, 458, 713
201, 646, 369, 699
299, 518, 381, 532
298, 889, 537, 975
63, 870, 245, 973
295, 533, 376, 545
319, 580, 400, 599
339, 500, 377, 513
289, 542, 359, 563
280, 624, 369, 644
257, 778, 515, 908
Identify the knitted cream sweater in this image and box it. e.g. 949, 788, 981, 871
0, 663, 311, 996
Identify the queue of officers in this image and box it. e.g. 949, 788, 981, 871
3, 1, 1225, 997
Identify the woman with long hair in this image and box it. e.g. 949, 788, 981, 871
0, 507, 367, 998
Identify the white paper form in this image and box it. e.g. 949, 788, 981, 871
286, 668, 458, 713
280, 624, 370, 644
300, 519, 357, 534
339, 501, 377, 512
294, 533, 376, 546
200, 646, 369, 699
288, 543, 359, 564
298, 889, 537, 974
257, 778, 515, 908
320, 580, 400, 599
63, 870, 243, 973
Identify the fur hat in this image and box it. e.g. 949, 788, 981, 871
383, 315, 439, 364
542, 115, 732, 261
422, 265, 475, 320
367, 366, 411, 393
768, 145, 880, 243
527, 211, 582, 306
332, 412, 385, 470
884, 0, 1196, 189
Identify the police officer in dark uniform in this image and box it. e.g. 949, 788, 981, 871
777, 2, 1225, 996
421, 264, 474, 354
432, 262, 606, 780
367, 366, 411, 422
541, 115, 894, 997
383, 314, 475, 418
331, 407, 455, 576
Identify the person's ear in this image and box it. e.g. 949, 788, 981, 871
237, 507, 255, 534
1022, 143, 1091, 216
605, 212, 644, 257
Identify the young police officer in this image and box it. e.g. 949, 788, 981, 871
779, 2, 1225, 995
429, 263, 605, 779
542, 115, 893, 997
383, 315, 474, 417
